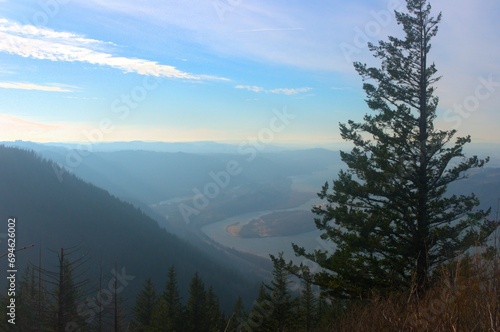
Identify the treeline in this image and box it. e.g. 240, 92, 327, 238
130, 254, 337, 332
131, 268, 225, 331
0, 250, 335, 331
132, 250, 500, 332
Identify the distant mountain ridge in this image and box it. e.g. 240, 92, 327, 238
46, 140, 243, 154
1, 139, 356, 154
4, 140, 294, 154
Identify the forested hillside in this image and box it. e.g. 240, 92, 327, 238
0, 146, 256, 321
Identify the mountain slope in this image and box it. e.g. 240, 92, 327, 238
0, 145, 255, 310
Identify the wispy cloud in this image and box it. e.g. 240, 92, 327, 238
69, 0, 349, 72
0, 18, 225, 80
236, 28, 304, 33
0, 114, 95, 142
235, 85, 264, 93
269, 87, 312, 95
0, 114, 59, 134
0, 82, 75, 92
235, 85, 311, 95
66, 0, 500, 78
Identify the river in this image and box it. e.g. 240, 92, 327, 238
200, 198, 335, 263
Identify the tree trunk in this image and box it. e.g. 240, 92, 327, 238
416, 8, 429, 293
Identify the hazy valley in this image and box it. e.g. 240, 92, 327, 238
3, 140, 500, 266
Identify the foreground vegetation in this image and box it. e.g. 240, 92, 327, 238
330, 249, 500, 331
1, 246, 498, 331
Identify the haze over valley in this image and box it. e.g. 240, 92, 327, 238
4, 140, 499, 266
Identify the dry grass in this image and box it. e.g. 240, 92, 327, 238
330, 251, 500, 332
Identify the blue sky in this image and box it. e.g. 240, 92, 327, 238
0, 0, 499, 147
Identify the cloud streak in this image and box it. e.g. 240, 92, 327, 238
235, 85, 311, 95
269, 87, 312, 95
0, 82, 74, 92
69, 0, 349, 72
235, 85, 264, 93
0, 18, 224, 80
0, 114, 60, 134
236, 28, 304, 33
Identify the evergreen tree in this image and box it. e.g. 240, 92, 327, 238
298, 268, 317, 332
292, 0, 498, 299
58, 261, 74, 328
150, 297, 170, 332
186, 272, 207, 332
17, 266, 37, 329
37, 247, 89, 332
162, 266, 184, 331
133, 278, 157, 331
227, 296, 246, 332
205, 286, 224, 332
16, 265, 49, 331
267, 253, 295, 331
316, 294, 339, 331
111, 271, 130, 332
246, 283, 272, 332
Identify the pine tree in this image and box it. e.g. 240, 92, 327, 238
111, 270, 130, 332
267, 253, 295, 331
205, 286, 224, 332
316, 294, 338, 331
133, 278, 157, 331
226, 296, 246, 332
298, 268, 317, 332
150, 297, 170, 332
292, 0, 498, 299
17, 266, 36, 329
17, 265, 48, 331
37, 247, 89, 332
162, 266, 184, 331
186, 272, 207, 332
246, 283, 272, 332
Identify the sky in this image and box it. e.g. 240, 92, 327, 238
0, 0, 499, 147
